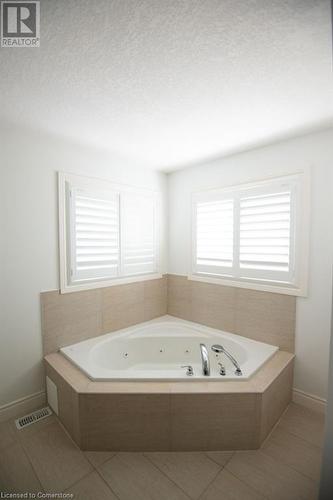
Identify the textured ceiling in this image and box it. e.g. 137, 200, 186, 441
1, 0, 332, 171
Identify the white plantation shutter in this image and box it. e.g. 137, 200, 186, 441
192, 175, 304, 290
195, 199, 234, 275
70, 187, 120, 282
61, 174, 160, 290
121, 193, 157, 276
239, 190, 293, 281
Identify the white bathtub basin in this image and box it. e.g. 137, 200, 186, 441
60, 315, 278, 381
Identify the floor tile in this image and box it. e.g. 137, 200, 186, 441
226, 450, 318, 500
205, 451, 234, 467
15, 414, 58, 441
200, 469, 265, 500
145, 451, 221, 499
0, 419, 18, 450
20, 420, 92, 492
0, 442, 43, 493
99, 452, 189, 500
278, 403, 325, 448
261, 427, 322, 481
65, 471, 118, 499
84, 451, 116, 468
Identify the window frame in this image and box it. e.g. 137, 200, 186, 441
190, 172, 310, 297
58, 172, 162, 294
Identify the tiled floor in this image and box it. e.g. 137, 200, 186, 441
0, 403, 325, 499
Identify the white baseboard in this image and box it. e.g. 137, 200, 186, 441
0, 391, 46, 423
292, 388, 327, 414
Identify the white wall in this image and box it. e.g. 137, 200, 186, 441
0, 122, 168, 408
168, 128, 333, 400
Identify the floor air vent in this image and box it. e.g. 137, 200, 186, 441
15, 406, 52, 430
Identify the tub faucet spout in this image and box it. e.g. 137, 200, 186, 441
200, 343, 210, 376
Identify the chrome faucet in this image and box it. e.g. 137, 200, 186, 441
200, 343, 210, 376
211, 344, 242, 376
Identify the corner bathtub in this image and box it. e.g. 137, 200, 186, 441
60, 316, 278, 381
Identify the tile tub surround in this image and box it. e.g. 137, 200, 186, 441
167, 275, 296, 352
44, 350, 294, 451
41, 274, 295, 355
41, 276, 167, 355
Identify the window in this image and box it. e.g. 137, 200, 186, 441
191, 173, 309, 296
59, 173, 160, 293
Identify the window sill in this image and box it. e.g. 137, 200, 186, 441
188, 273, 307, 297
60, 273, 163, 294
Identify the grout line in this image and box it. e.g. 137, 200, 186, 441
95, 466, 123, 500
195, 463, 225, 500
95, 452, 150, 500
143, 452, 193, 500
225, 467, 270, 499
197, 451, 236, 499
204, 450, 235, 468
259, 401, 292, 448
63, 468, 96, 494
275, 426, 324, 450
259, 446, 321, 484
14, 440, 45, 493
17, 413, 94, 494
260, 401, 324, 451
84, 451, 117, 469
262, 417, 324, 452
226, 448, 319, 497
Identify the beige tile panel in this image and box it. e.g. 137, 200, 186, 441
0, 442, 43, 493
101, 281, 145, 333
170, 393, 261, 451
20, 420, 92, 492
99, 452, 189, 500
79, 394, 171, 451
41, 288, 102, 355
201, 468, 266, 500
145, 451, 221, 499
45, 362, 80, 443
251, 351, 294, 392
169, 379, 259, 394
144, 277, 168, 320
235, 288, 296, 352
226, 450, 318, 500
167, 274, 192, 320
41, 276, 168, 354
261, 427, 322, 482
65, 470, 118, 499
259, 358, 293, 442
191, 281, 237, 333
167, 275, 296, 352
45, 353, 90, 393
87, 381, 173, 394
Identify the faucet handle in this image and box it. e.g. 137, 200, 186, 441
218, 362, 226, 376
181, 365, 194, 376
